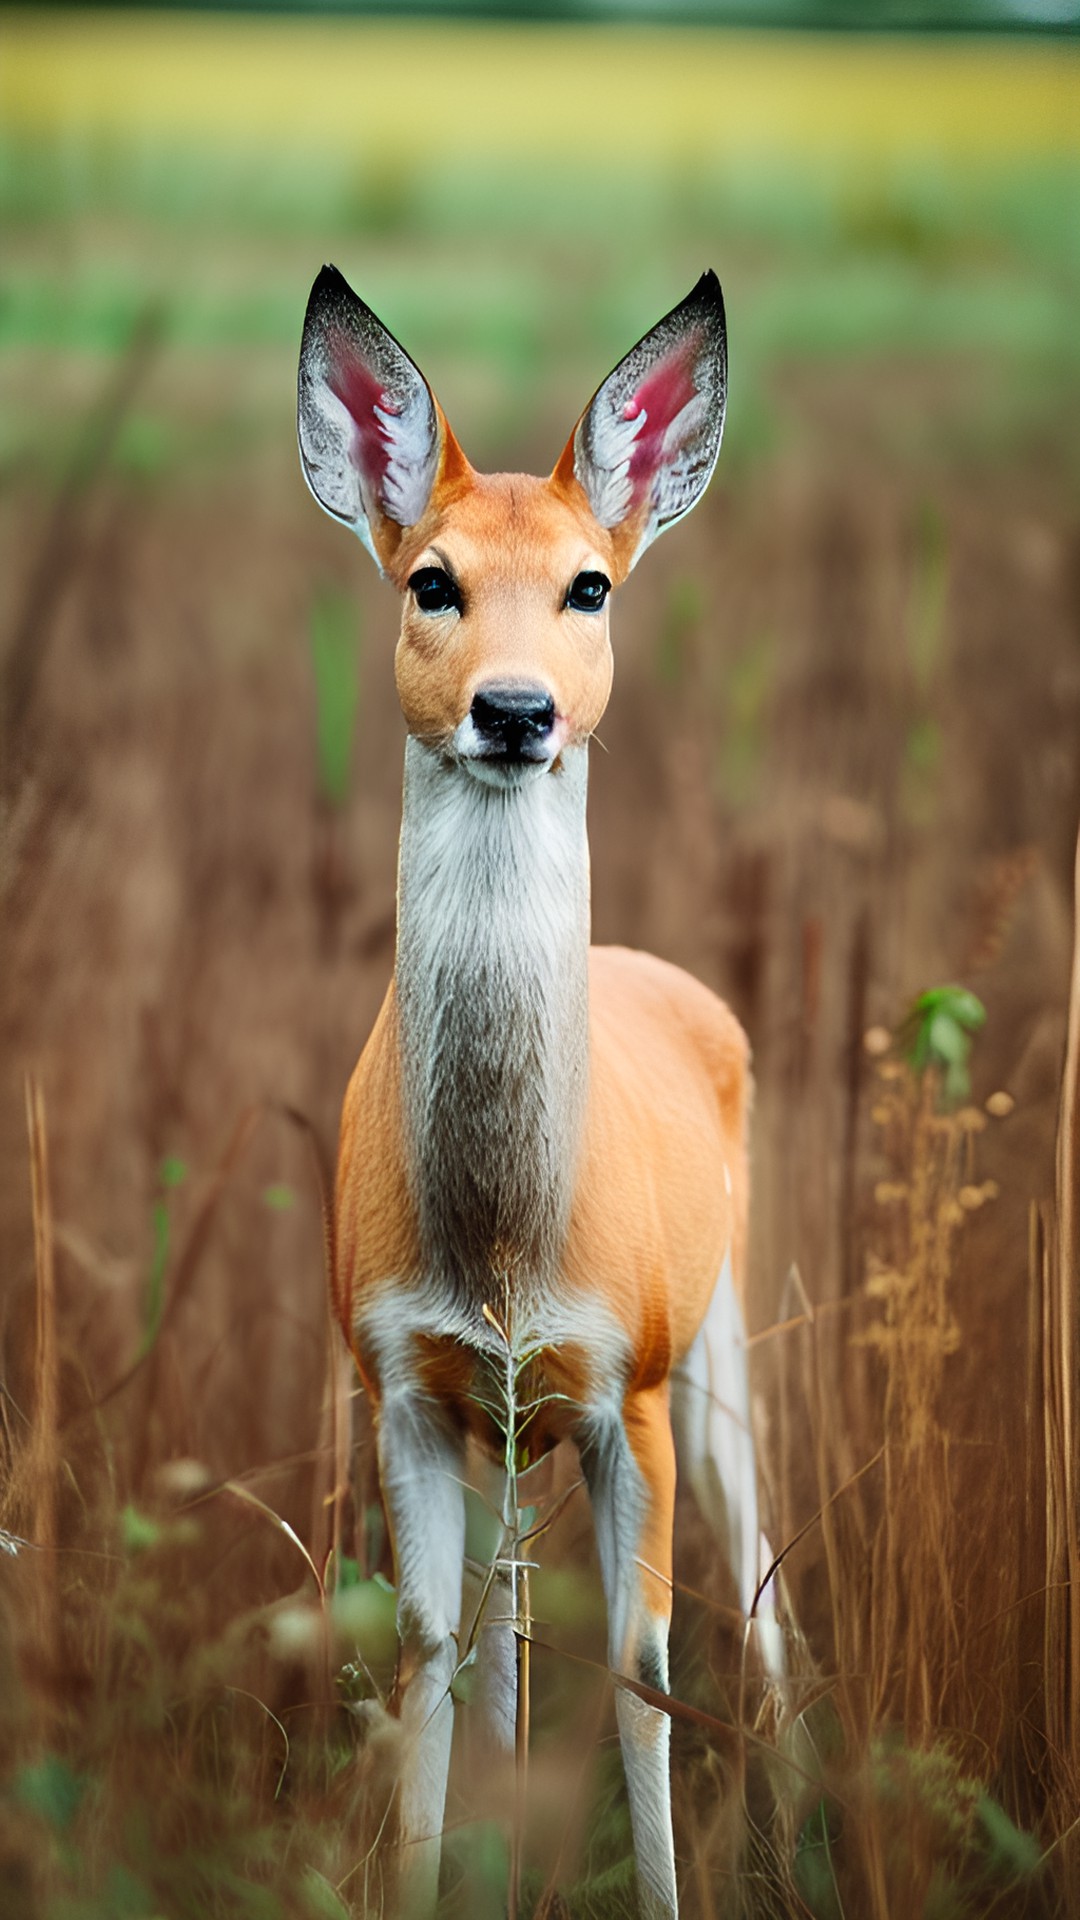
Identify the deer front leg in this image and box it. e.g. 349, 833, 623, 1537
377, 1388, 467, 1919
580, 1387, 679, 1920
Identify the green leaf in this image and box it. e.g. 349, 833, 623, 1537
262, 1183, 295, 1212
337, 1553, 361, 1590
300, 1868, 350, 1920
14, 1755, 84, 1832
121, 1504, 162, 1555
911, 986, 985, 1032
947, 990, 986, 1031
899, 985, 986, 1106
138, 1156, 186, 1359
794, 1796, 844, 1920
927, 1011, 967, 1064
975, 1793, 1042, 1878
443, 1820, 511, 1920
944, 1060, 971, 1104
330, 1576, 398, 1658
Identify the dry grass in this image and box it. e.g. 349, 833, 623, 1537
2, 494, 1077, 1913
2, 123, 1079, 1917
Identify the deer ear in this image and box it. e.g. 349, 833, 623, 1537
298, 265, 466, 571
554, 271, 726, 577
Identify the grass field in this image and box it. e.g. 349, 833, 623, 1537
2, 16, 1080, 1918
4, 14, 1078, 163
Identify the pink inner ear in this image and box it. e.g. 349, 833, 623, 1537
327, 327, 397, 495
623, 334, 701, 504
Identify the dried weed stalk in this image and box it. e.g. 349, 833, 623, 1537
859, 1056, 996, 1742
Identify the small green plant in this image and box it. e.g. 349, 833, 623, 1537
119, 1503, 163, 1555
795, 1738, 1041, 1920
899, 985, 986, 1106
0, 1496, 378, 1920
309, 588, 362, 810
13, 1753, 84, 1833
794, 1792, 842, 1920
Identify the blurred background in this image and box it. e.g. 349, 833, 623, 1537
1, 3, 1079, 1915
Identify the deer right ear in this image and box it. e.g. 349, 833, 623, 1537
298, 265, 467, 572
553, 271, 727, 579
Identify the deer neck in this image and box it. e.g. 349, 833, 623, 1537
395, 735, 591, 1302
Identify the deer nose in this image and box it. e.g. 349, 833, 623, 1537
470, 683, 557, 760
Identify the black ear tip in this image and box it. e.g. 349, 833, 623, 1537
308, 263, 363, 324
312, 262, 345, 298
693, 268, 724, 312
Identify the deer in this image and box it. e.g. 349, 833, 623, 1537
297, 264, 783, 1920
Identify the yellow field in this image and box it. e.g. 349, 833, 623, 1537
2, 10, 1078, 166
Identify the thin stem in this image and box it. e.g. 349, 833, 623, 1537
512, 1563, 531, 1920
481, 1289, 537, 1919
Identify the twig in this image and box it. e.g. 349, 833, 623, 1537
25, 1072, 59, 1669
1053, 823, 1080, 1773
512, 1563, 531, 1920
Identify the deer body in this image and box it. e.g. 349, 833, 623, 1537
299, 270, 777, 1919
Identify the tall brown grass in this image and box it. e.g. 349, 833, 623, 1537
2, 831, 1077, 1917
770, 835, 1080, 1920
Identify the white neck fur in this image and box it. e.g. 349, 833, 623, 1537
395, 738, 591, 1300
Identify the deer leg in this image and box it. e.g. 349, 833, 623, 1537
580, 1387, 678, 1920
377, 1390, 466, 1919
471, 1567, 518, 1758
670, 1247, 785, 1679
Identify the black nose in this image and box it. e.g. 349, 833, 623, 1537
470, 683, 556, 761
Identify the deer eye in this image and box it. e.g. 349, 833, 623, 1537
565, 571, 611, 614
408, 567, 462, 615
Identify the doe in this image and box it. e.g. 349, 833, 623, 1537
298, 266, 781, 1919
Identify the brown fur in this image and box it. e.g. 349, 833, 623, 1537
390, 469, 618, 749
335, 418, 751, 1707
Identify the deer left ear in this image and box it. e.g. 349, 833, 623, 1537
298, 264, 467, 572
554, 271, 727, 577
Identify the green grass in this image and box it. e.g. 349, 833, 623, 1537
309, 589, 363, 812
2, 137, 1076, 484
